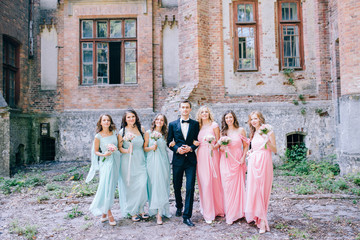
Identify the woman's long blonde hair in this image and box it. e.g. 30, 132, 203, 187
248, 111, 265, 140
196, 106, 215, 128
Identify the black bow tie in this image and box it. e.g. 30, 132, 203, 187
181, 119, 190, 124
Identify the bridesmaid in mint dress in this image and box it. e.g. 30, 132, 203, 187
85, 114, 120, 226
144, 114, 171, 225
118, 109, 149, 222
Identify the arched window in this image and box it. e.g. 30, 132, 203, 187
286, 132, 306, 148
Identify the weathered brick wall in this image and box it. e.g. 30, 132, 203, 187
0, 0, 30, 109
58, 0, 154, 111
0, 105, 10, 177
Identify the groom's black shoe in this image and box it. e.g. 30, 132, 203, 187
176, 208, 182, 217
183, 218, 195, 227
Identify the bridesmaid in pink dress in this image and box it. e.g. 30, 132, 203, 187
195, 106, 224, 224
219, 110, 249, 225
245, 111, 277, 234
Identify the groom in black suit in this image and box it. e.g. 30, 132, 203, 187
167, 100, 200, 227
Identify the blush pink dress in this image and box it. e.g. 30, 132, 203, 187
196, 122, 224, 221
245, 131, 273, 231
219, 131, 248, 224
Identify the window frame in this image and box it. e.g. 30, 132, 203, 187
278, 0, 304, 70
2, 36, 20, 107
79, 18, 138, 85
233, 0, 259, 72
286, 131, 306, 148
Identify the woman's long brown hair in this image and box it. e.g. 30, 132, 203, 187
96, 114, 117, 133
221, 110, 239, 136
248, 111, 265, 141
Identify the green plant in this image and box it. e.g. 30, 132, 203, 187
295, 184, 315, 195
315, 108, 323, 114
293, 99, 299, 105
82, 222, 93, 230
10, 220, 38, 240
301, 108, 306, 115
65, 205, 83, 219
288, 228, 309, 239
283, 68, 294, 76
71, 183, 97, 197
46, 183, 60, 191
37, 195, 50, 203
288, 78, 295, 85
285, 143, 308, 164
274, 222, 289, 230
53, 173, 68, 181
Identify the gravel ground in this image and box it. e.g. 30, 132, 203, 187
0, 161, 359, 240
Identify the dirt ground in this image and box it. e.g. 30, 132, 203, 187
0, 161, 359, 240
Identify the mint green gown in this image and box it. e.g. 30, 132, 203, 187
146, 131, 171, 217
118, 129, 148, 216
87, 132, 121, 216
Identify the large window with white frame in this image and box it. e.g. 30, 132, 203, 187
80, 19, 137, 85
233, 0, 259, 71
278, 0, 304, 69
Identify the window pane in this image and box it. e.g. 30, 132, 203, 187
82, 43, 93, 84
110, 20, 122, 38
237, 4, 253, 22
282, 2, 298, 21
97, 43, 108, 84
125, 62, 136, 83
237, 27, 256, 70
9, 71, 15, 107
125, 49, 136, 62
82, 20, 93, 38
125, 20, 136, 38
9, 43, 16, 67
97, 21, 107, 38
282, 26, 300, 67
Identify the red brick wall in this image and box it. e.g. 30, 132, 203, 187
58, 1, 154, 111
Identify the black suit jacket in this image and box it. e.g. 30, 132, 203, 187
167, 118, 200, 167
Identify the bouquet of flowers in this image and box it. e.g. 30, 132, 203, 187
150, 131, 162, 151
102, 143, 118, 162
150, 131, 162, 141
259, 124, 273, 149
203, 135, 215, 157
124, 132, 136, 143
218, 136, 232, 158
203, 135, 215, 144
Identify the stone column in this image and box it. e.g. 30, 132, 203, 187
337, 0, 360, 174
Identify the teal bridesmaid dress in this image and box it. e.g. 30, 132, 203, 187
118, 129, 148, 216
146, 131, 171, 217
87, 132, 121, 216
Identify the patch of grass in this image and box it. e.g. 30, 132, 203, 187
274, 222, 289, 230
356, 233, 360, 240
52, 173, 68, 181
84, 215, 90, 221
82, 222, 93, 230
295, 184, 315, 195
10, 220, 38, 240
246, 235, 260, 240
0, 172, 47, 195
65, 205, 83, 219
288, 228, 309, 239
46, 183, 61, 191
71, 183, 97, 197
37, 195, 50, 203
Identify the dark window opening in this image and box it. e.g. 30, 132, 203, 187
287, 132, 305, 148
2, 36, 20, 107
109, 42, 121, 84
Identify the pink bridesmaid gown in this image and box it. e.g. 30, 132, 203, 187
245, 131, 273, 231
197, 122, 224, 222
219, 131, 248, 224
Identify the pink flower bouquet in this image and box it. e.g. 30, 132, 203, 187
102, 143, 118, 162
124, 132, 136, 143
150, 131, 162, 151
218, 136, 232, 158
259, 124, 273, 149
203, 135, 216, 157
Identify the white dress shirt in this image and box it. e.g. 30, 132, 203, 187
180, 117, 190, 140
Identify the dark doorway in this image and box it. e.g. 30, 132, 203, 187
40, 137, 56, 161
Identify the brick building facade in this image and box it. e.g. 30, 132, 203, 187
0, 0, 359, 176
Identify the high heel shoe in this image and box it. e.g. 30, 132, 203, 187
108, 215, 116, 226
100, 216, 108, 223
259, 220, 266, 234
156, 214, 163, 225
